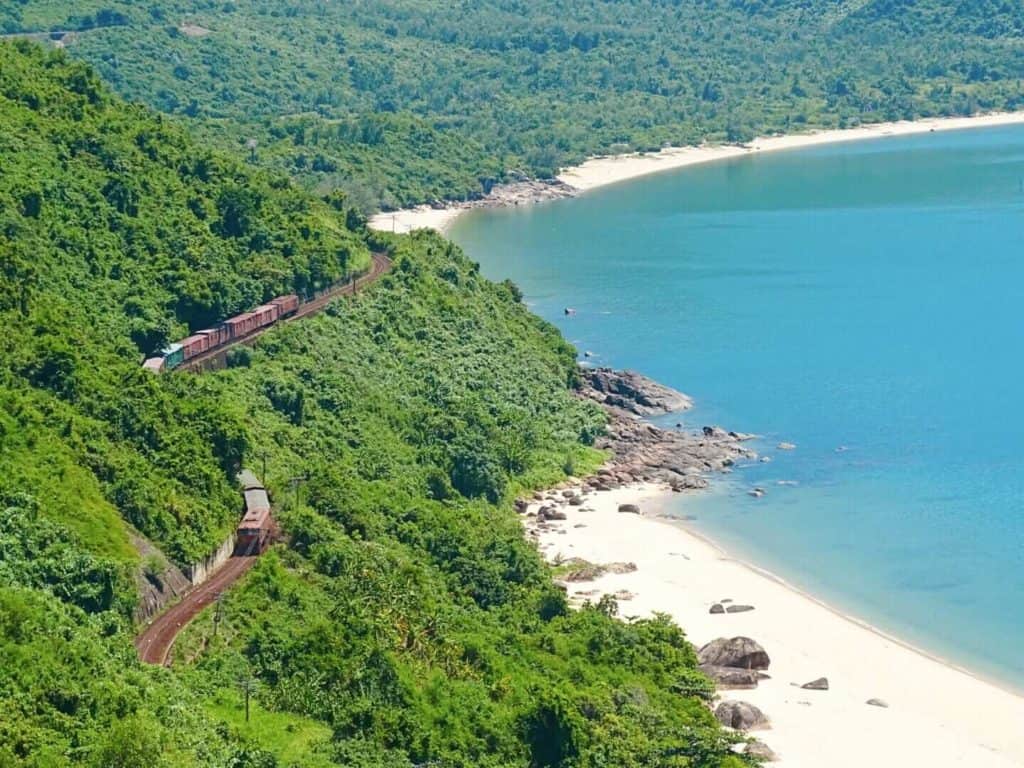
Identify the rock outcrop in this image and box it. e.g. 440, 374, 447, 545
575, 369, 758, 491
580, 367, 693, 416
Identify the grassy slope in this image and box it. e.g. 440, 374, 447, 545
0, 44, 751, 767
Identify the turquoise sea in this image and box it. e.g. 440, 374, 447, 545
449, 125, 1024, 688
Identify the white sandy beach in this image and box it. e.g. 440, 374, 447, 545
368, 111, 1024, 235
529, 484, 1024, 767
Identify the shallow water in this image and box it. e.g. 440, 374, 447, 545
449, 125, 1024, 687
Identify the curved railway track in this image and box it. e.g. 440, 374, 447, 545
136, 251, 391, 665
135, 556, 256, 666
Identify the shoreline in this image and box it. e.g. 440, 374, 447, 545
676, 498, 1024, 702
368, 110, 1024, 235
527, 480, 1024, 766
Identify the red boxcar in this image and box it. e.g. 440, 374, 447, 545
224, 312, 255, 340
198, 326, 227, 350
180, 334, 209, 361
270, 294, 300, 318
252, 304, 279, 330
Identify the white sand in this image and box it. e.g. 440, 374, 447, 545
368, 111, 1024, 235
557, 112, 1024, 192
530, 484, 1024, 767
367, 205, 465, 235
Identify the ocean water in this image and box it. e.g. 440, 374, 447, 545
449, 125, 1024, 688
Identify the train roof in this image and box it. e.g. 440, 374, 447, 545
239, 504, 271, 529
244, 487, 270, 512
161, 342, 183, 355
237, 469, 262, 490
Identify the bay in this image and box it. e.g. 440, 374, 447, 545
450, 125, 1024, 687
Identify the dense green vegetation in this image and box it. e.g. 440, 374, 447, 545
6, 0, 1024, 208
0, 43, 751, 767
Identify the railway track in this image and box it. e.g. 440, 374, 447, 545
136, 251, 391, 664
181, 251, 391, 371
135, 556, 256, 666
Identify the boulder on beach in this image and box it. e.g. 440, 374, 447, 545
698, 665, 760, 689
538, 506, 567, 521
605, 561, 638, 574
618, 503, 641, 514
725, 604, 755, 614
744, 740, 778, 761
698, 637, 771, 670
714, 700, 769, 731
866, 698, 889, 708
801, 677, 829, 691
569, 496, 584, 506
709, 603, 725, 614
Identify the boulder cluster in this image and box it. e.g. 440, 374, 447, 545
576, 368, 758, 491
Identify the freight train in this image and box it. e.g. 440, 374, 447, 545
235, 470, 273, 555
142, 294, 301, 372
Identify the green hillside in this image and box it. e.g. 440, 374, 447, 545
0, 42, 749, 767
6, 0, 1024, 208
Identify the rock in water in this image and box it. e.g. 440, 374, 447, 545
698, 637, 771, 670
866, 698, 889, 708
777, 442, 797, 450
714, 700, 769, 730
801, 677, 829, 690
617, 503, 641, 514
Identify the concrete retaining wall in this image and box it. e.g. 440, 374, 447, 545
184, 532, 237, 585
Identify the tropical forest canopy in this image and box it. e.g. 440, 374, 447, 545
0, 41, 751, 767
5, 0, 1024, 208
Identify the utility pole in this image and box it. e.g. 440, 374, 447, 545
258, 450, 269, 485
288, 475, 308, 511
212, 592, 225, 638
237, 673, 258, 723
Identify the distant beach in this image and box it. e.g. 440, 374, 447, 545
529, 482, 1024, 767
368, 110, 1024, 234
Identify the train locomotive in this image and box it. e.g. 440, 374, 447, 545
235, 470, 273, 555
142, 293, 300, 372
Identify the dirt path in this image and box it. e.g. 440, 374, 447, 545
181, 252, 391, 371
